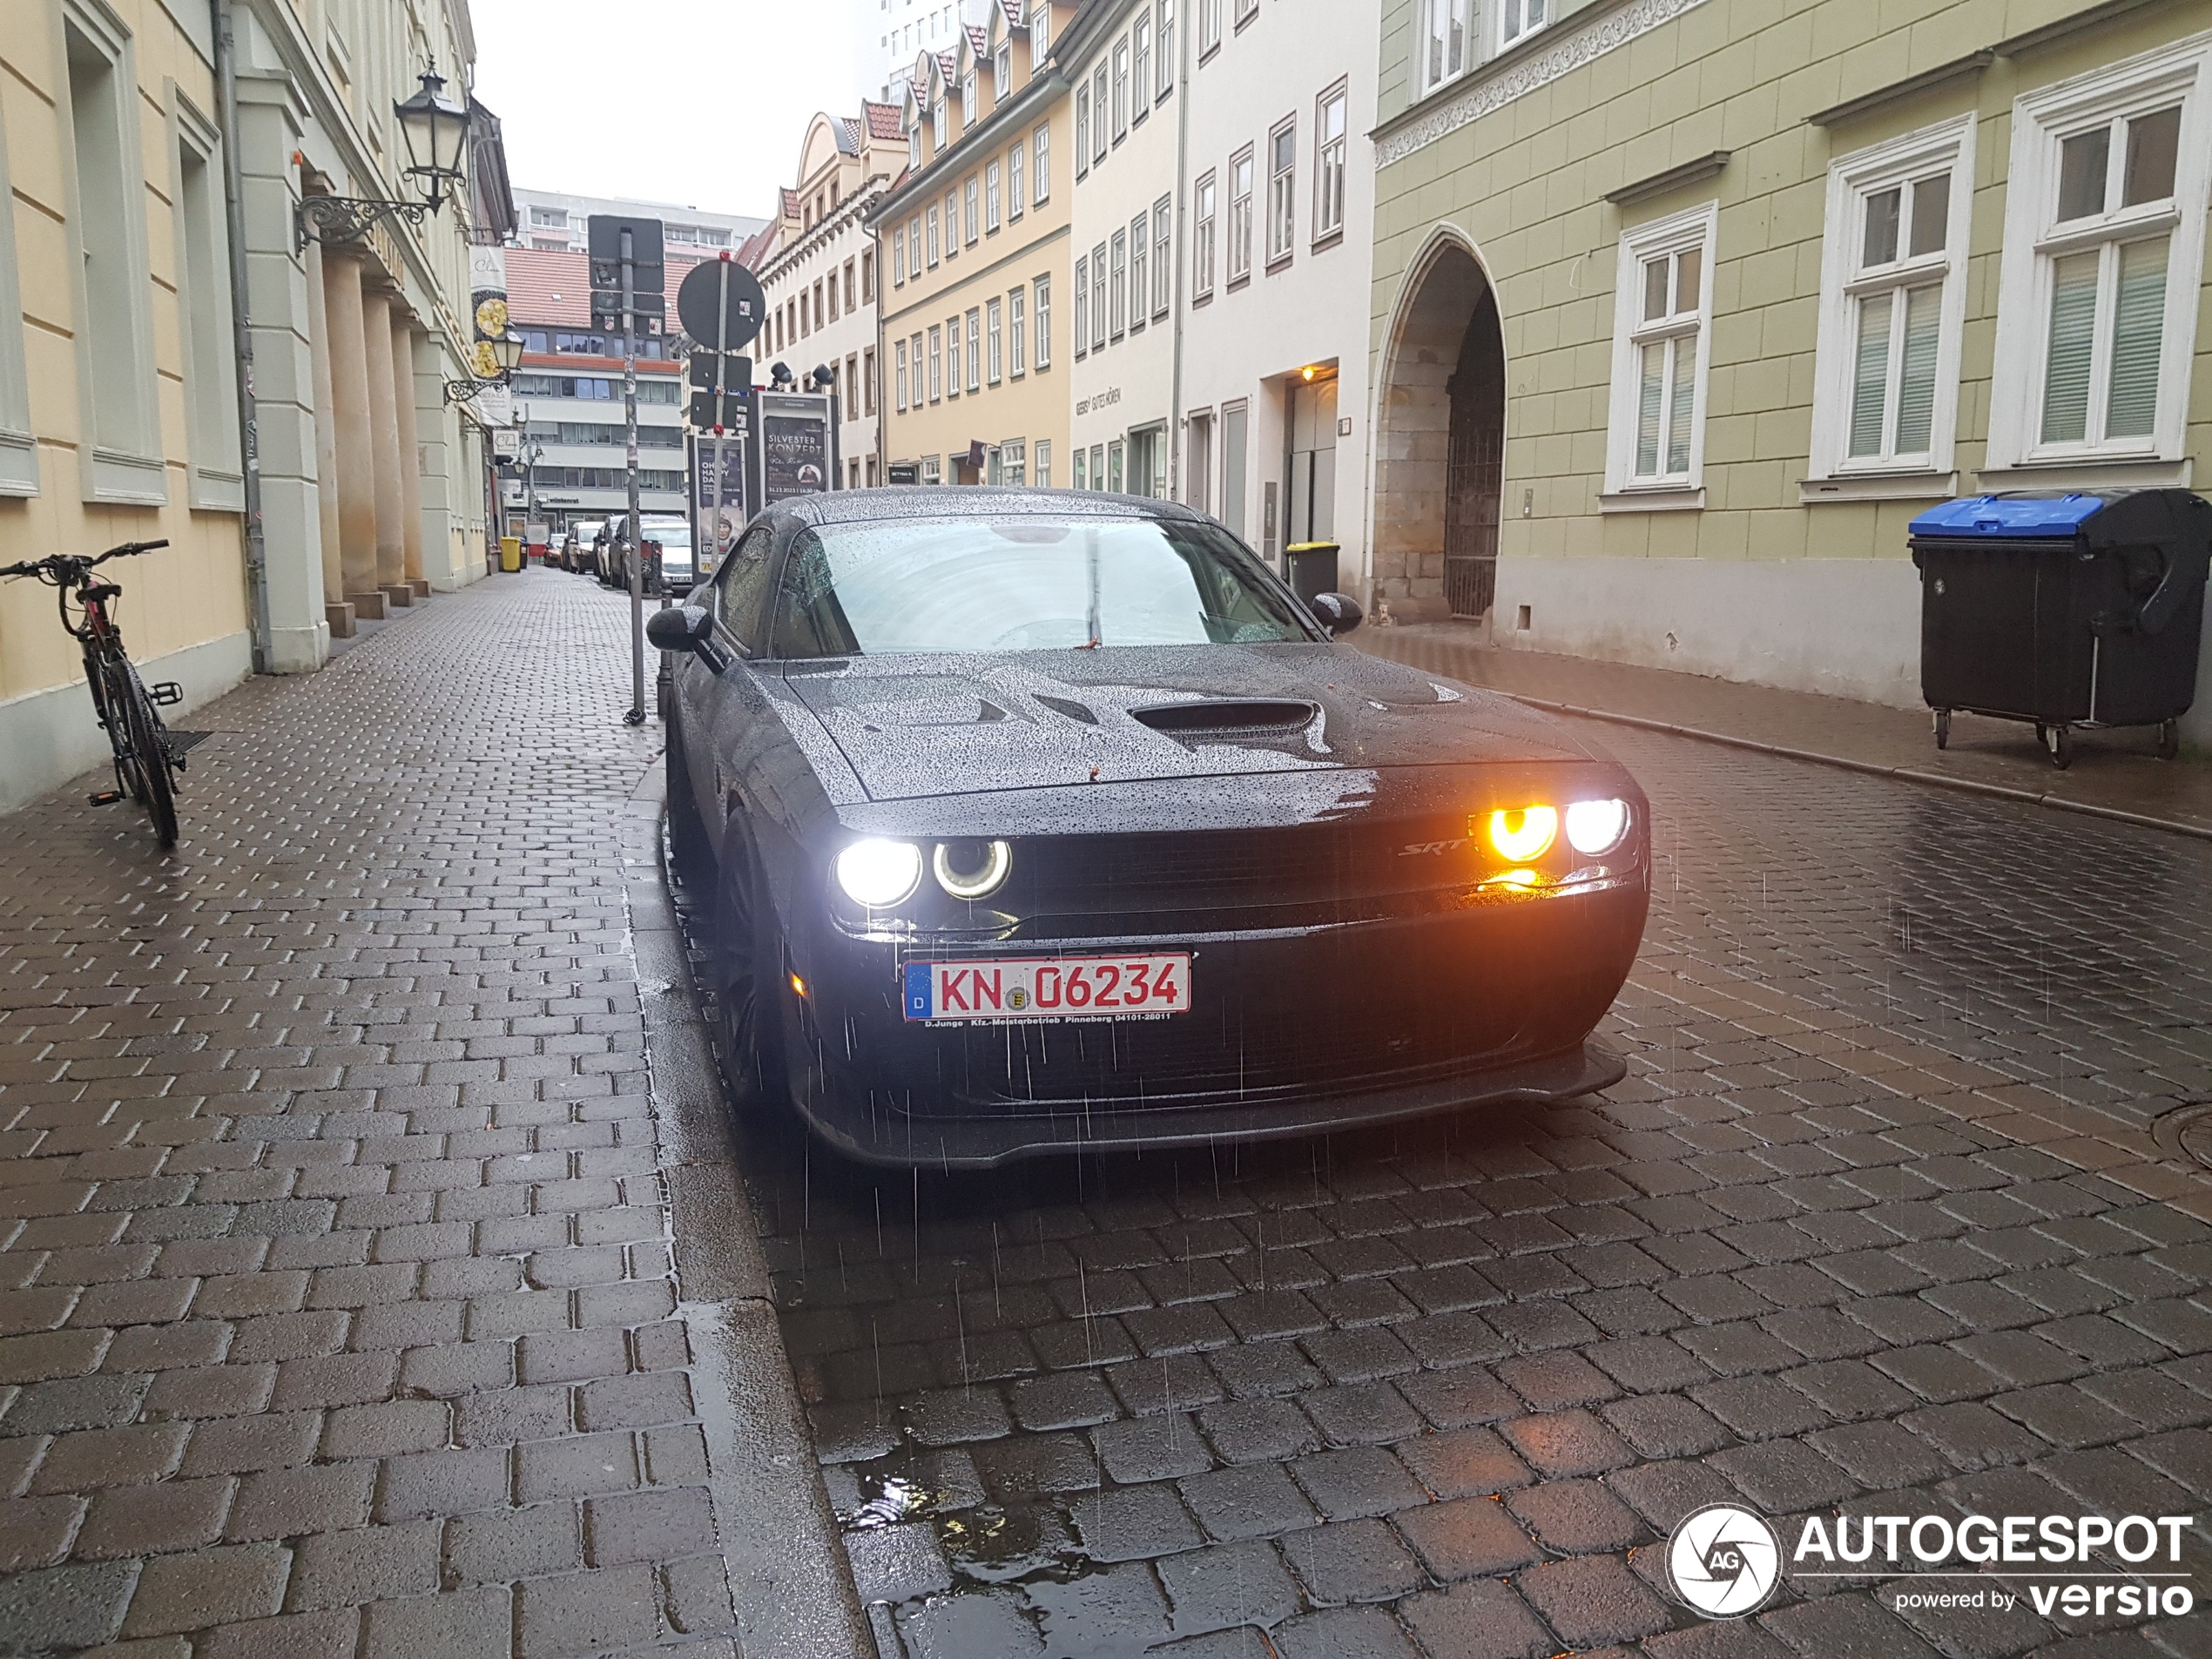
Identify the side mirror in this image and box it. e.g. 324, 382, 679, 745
645, 604, 715, 654
1310, 591, 1364, 637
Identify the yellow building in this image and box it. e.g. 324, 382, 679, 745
873, 0, 1077, 488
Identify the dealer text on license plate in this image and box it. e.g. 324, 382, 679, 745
903, 954, 1191, 1022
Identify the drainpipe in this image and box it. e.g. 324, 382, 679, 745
214, 0, 273, 673
1168, 0, 1190, 502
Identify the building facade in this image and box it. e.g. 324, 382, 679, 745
749, 106, 904, 489
1367, 0, 2212, 743
1065, 0, 1178, 496
1179, 0, 1378, 583
502, 246, 691, 532
874, 2, 1076, 489
512, 185, 763, 258
879, 0, 998, 99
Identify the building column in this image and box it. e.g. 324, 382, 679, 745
304, 238, 349, 637
389, 310, 428, 594
320, 249, 386, 618
412, 331, 471, 590
361, 288, 410, 604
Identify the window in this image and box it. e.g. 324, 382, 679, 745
1132, 17, 1150, 125
1186, 410, 1212, 512
1035, 438, 1051, 486
1157, 0, 1174, 97
987, 299, 1002, 383
986, 159, 1001, 232
927, 203, 942, 265
1152, 197, 1172, 318
1034, 275, 1052, 367
1988, 39, 2210, 472
1092, 67, 1109, 163
175, 109, 241, 508
923, 454, 941, 484
1268, 119, 1296, 264
966, 309, 981, 392
928, 325, 942, 401
933, 92, 947, 150
1074, 254, 1089, 355
1033, 124, 1051, 201
963, 69, 976, 124
1009, 286, 1027, 375
1193, 172, 1217, 298
911, 331, 925, 401
1073, 448, 1088, 489
864, 346, 877, 414
1010, 141, 1027, 216
896, 339, 911, 410
1029, 0, 1049, 72
1092, 243, 1109, 349
844, 260, 857, 311
1110, 230, 1128, 338
1201, 0, 1221, 57
863, 249, 875, 301
910, 118, 922, 171
1810, 117, 1973, 482
995, 40, 1010, 94
846, 354, 858, 409
945, 189, 960, 256
1234, 0, 1256, 27
965, 175, 979, 244
1228, 147, 1254, 282
1076, 84, 1090, 178
1113, 37, 1130, 142
1500, 0, 1546, 49
1129, 213, 1148, 334
1001, 437, 1025, 484
1315, 85, 1346, 240
1108, 439, 1124, 492
1606, 203, 1716, 494
1425, 0, 1468, 91
948, 313, 962, 397
64, 7, 159, 494
909, 215, 923, 278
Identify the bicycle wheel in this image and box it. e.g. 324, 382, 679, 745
118, 664, 178, 848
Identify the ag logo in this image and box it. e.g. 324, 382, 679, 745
1668, 1503, 1781, 1618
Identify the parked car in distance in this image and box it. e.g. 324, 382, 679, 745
569, 519, 606, 579
642, 516, 694, 595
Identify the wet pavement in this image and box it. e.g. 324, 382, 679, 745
680, 696, 2212, 1656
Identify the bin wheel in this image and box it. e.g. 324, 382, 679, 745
2044, 724, 2073, 770
2155, 718, 2181, 761
1933, 710, 1951, 751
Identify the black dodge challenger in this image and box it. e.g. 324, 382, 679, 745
651, 489, 1649, 1167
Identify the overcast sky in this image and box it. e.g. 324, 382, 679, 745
468, 0, 878, 225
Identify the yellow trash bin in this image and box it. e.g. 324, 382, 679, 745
499, 536, 523, 573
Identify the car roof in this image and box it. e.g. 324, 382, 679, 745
768, 487, 1211, 531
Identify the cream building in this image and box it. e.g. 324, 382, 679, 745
750, 105, 907, 489
1064, 0, 1178, 496
873, 1, 1076, 489
1366, 0, 2212, 742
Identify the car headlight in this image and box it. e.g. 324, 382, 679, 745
933, 839, 1011, 900
1565, 798, 1630, 856
835, 838, 921, 907
1487, 806, 1558, 861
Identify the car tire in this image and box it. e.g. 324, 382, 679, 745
713, 840, 787, 1112
664, 718, 711, 879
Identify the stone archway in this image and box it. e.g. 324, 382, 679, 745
1373, 234, 1506, 624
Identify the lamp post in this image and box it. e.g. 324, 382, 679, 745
296, 63, 472, 250
444, 329, 524, 406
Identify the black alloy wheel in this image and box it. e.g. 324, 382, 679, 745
713, 840, 786, 1111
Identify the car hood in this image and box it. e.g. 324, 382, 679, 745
786, 644, 1604, 801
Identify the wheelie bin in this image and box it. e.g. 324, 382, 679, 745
1906, 489, 2209, 768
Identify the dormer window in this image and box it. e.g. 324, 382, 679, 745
933, 91, 947, 149
909, 119, 922, 169
1029, 2, 1049, 75
995, 41, 1010, 95
963, 69, 977, 121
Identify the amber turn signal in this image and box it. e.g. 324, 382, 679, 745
1486, 806, 1558, 862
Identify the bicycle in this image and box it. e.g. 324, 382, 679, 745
1, 539, 185, 847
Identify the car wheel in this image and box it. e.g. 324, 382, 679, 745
664, 718, 711, 879
713, 843, 786, 1111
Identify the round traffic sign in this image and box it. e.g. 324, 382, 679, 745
677, 255, 765, 352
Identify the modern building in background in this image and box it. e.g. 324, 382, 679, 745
1366, 0, 2212, 745
873, 1, 1074, 488
0, 0, 506, 815
747, 105, 907, 489
879, 0, 999, 98
512, 186, 765, 258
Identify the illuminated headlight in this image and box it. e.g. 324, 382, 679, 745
933, 839, 1011, 900
1487, 806, 1558, 862
835, 839, 922, 907
1565, 798, 1631, 856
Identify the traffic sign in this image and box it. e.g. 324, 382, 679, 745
587, 216, 664, 284
689, 350, 752, 392
677, 257, 765, 353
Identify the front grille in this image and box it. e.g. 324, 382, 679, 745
1022, 819, 1475, 917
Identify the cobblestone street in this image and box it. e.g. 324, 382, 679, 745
678, 636, 2212, 1655
5, 573, 2212, 1659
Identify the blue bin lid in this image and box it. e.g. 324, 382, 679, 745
1908, 492, 2110, 537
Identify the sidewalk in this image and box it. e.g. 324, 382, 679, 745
1359, 623, 2212, 840
0, 573, 864, 1659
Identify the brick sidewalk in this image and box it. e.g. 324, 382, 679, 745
0, 575, 853, 1657
1359, 625, 2212, 839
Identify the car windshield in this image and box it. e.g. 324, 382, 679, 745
772, 516, 1315, 656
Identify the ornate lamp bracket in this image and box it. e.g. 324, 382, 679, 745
295, 194, 432, 253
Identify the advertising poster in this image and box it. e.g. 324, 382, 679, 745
469, 245, 515, 427
692, 435, 748, 564
761, 393, 833, 503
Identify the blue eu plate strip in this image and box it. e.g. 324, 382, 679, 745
903, 962, 933, 1021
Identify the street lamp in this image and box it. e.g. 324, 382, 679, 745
297, 62, 473, 249
444, 329, 524, 406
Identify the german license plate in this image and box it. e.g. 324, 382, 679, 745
903, 954, 1192, 1022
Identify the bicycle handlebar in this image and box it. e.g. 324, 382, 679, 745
1, 539, 168, 580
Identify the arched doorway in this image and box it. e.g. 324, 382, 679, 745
1373, 237, 1506, 624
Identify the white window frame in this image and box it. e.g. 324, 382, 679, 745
1029, 1, 1049, 75
170, 91, 243, 511
0, 62, 38, 495
1009, 286, 1027, 376
1423, 0, 1469, 96
1129, 213, 1147, 334
1807, 114, 1975, 494
1193, 172, 1216, 299
1267, 116, 1296, 266
1033, 123, 1052, 202
1091, 242, 1109, 350
1113, 36, 1130, 143
945, 188, 960, 257
1132, 15, 1150, 125
995, 39, 1010, 96
1074, 254, 1089, 356
928, 324, 942, 401
1986, 32, 2212, 480
1110, 228, 1128, 339
927, 203, 941, 266
1152, 196, 1172, 318
966, 308, 981, 393
1157, 0, 1175, 98
1602, 200, 1717, 502
986, 158, 1002, 233
895, 338, 909, 411
947, 312, 962, 398
1076, 82, 1091, 178
1234, 0, 1256, 29
933, 91, 947, 151
1010, 140, 1027, 218
1228, 146, 1254, 283
987, 297, 1003, 383
1092, 65, 1109, 163
964, 174, 979, 245
1314, 83, 1347, 243
1035, 438, 1051, 486
1498, 0, 1547, 52
1199, 0, 1221, 59
1034, 274, 1052, 368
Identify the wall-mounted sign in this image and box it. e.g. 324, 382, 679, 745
760, 392, 836, 503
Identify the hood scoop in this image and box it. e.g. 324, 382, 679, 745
1035, 693, 1100, 725
1131, 698, 1318, 735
